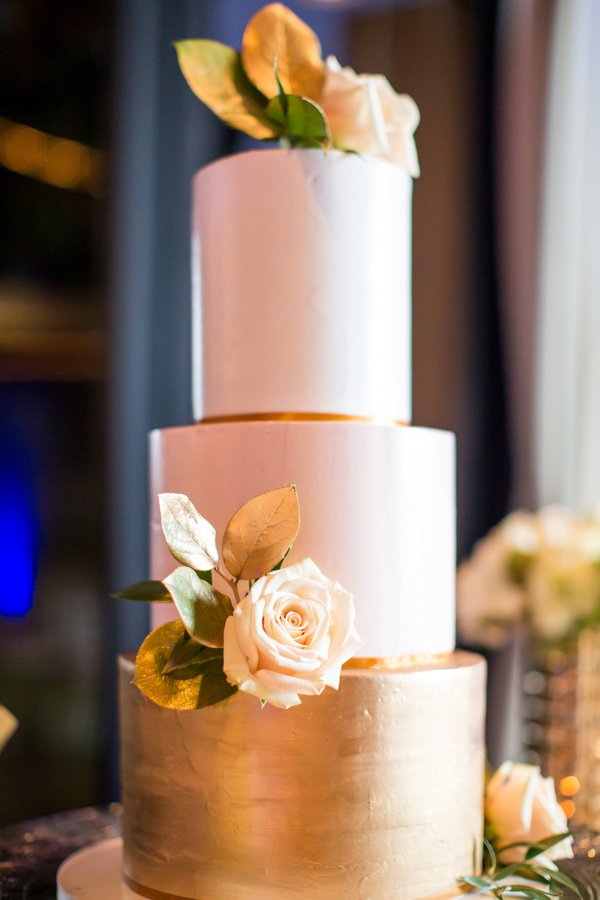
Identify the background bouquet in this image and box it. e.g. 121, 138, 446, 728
458, 506, 600, 650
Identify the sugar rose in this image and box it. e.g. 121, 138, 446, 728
319, 56, 420, 176
486, 762, 573, 863
223, 558, 362, 709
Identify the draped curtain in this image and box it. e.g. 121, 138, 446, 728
536, 0, 600, 511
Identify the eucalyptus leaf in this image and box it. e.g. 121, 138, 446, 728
159, 493, 219, 571
266, 93, 330, 150
241, 3, 325, 100
163, 566, 233, 648
112, 580, 172, 602
222, 485, 300, 581
175, 39, 278, 139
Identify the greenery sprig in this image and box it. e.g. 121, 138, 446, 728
174, 4, 331, 151
459, 835, 582, 899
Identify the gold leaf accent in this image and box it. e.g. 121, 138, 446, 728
135, 621, 204, 710
175, 40, 279, 140
241, 4, 325, 101
222, 485, 300, 581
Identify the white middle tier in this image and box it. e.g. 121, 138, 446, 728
149, 421, 456, 658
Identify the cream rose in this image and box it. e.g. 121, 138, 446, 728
319, 56, 420, 176
486, 762, 573, 864
223, 558, 362, 709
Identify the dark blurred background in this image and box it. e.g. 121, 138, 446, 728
0, 0, 553, 823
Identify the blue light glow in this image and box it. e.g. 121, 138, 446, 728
0, 470, 37, 618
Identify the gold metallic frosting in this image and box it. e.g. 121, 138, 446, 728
119, 652, 485, 899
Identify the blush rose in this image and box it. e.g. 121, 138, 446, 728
223, 558, 362, 709
486, 762, 573, 864
319, 56, 420, 176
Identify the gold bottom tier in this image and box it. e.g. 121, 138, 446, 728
119, 652, 486, 900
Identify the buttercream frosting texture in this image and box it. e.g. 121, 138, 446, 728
119, 652, 486, 900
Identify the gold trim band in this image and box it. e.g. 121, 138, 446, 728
199, 411, 409, 426
344, 653, 453, 670
124, 873, 197, 900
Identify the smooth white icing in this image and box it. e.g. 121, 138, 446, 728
192, 149, 412, 422
149, 421, 456, 657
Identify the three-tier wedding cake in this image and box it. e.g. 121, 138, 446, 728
118, 6, 486, 898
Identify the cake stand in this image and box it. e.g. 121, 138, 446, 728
56, 838, 143, 899
56, 838, 544, 899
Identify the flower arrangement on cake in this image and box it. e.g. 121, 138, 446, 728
458, 506, 600, 650
460, 761, 579, 898
116, 485, 362, 710
175, 2, 419, 173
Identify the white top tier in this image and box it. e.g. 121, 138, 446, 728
192, 149, 413, 422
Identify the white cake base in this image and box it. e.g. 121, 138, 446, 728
56, 838, 540, 899
56, 838, 141, 899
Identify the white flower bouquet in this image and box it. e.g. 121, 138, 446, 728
458, 506, 600, 649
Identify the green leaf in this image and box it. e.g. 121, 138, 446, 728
271, 547, 291, 572
163, 566, 233, 648
501, 888, 558, 900
524, 833, 572, 860
494, 863, 542, 882
460, 875, 492, 889
160, 631, 223, 675
265, 93, 330, 150
547, 869, 583, 898
195, 659, 237, 707
111, 580, 172, 602
196, 569, 213, 584
484, 836, 498, 876
175, 39, 279, 140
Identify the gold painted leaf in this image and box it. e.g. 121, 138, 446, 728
241, 4, 325, 101
134, 621, 236, 710
163, 566, 233, 648
159, 493, 218, 571
222, 485, 300, 581
134, 621, 204, 710
175, 39, 279, 140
